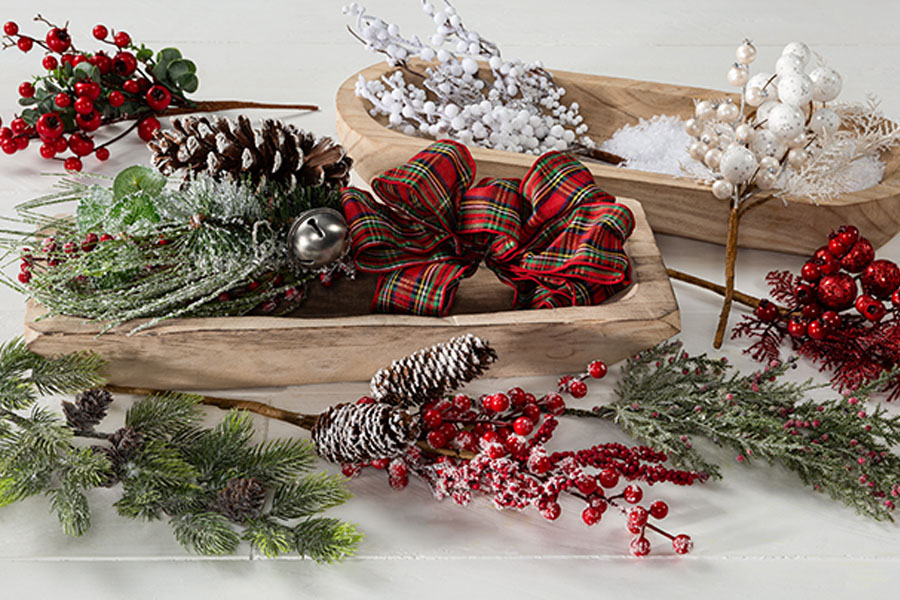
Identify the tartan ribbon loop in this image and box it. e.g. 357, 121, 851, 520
341, 140, 635, 316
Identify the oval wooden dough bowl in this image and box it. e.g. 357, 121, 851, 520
336, 62, 900, 255
24, 198, 679, 390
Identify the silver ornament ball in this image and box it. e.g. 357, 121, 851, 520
288, 208, 350, 268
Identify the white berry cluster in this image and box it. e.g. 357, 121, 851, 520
685, 40, 845, 201
342, 1, 591, 155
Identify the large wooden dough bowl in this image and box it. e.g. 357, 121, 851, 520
23, 198, 678, 390
336, 62, 900, 255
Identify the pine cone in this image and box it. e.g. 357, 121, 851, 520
370, 335, 498, 407
148, 115, 352, 192
311, 402, 420, 464
62, 388, 113, 431
109, 426, 144, 459
217, 477, 267, 523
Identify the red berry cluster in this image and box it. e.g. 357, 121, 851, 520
341, 359, 699, 557
1, 16, 193, 169
753, 225, 899, 341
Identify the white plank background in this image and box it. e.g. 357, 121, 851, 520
0, 1, 898, 597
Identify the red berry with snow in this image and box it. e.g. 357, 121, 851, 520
582, 506, 602, 526
598, 468, 619, 488
426, 429, 448, 449
422, 409, 443, 430
673, 534, 693, 554
541, 502, 561, 521
649, 500, 669, 519
629, 536, 651, 557
512, 416, 534, 436
543, 393, 566, 416
63, 157, 82, 172
588, 360, 608, 379
568, 379, 587, 398
628, 506, 649, 528
623, 485, 643, 504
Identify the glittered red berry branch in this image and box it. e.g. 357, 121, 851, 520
1, 16, 318, 170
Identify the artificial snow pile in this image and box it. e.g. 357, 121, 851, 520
600, 113, 887, 198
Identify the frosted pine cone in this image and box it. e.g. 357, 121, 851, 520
109, 426, 145, 459
217, 477, 267, 523
370, 335, 498, 407
62, 388, 113, 431
311, 402, 420, 464
148, 115, 352, 192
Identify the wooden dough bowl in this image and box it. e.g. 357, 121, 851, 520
336, 62, 900, 255
23, 198, 679, 390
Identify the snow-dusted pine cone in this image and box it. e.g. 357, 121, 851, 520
370, 335, 498, 407
62, 388, 113, 431
216, 477, 267, 523
148, 115, 352, 192
311, 402, 420, 464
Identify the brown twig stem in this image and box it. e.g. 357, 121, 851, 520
666, 268, 763, 310
713, 204, 741, 348
103, 384, 319, 431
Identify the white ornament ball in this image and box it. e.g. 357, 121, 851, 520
704, 147, 723, 169
712, 179, 734, 200
809, 107, 841, 135
789, 132, 808, 148
736, 42, 757, 65
756, 168, 778, 190
750, 129, 786, 159
755, 100, 779, 122
684, 118, 702, 137
720, 145, 758, 184
735, 123, 753, 141
759, 156, 780, 171
745, 86, 765, 107
777, 74, 814, 106
695, 100, 715, 121
727, 65, 749, 87
689, 141, 709, 160
775, 54, 804, 77
717, 101, 739, 122
782, 41, 811, 67
747, 72, 775, 92
809, 66, 843, 102
766, 103, 805, 140
788, 148, 809, 168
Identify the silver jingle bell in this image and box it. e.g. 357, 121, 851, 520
287, 207, 350, 269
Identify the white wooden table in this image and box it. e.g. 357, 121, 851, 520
1, 1, 898, 597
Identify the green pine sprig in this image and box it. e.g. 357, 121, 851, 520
569, 340, 900, 521
0, 339, 361, 560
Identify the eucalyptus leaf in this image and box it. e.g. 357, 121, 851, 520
17, 97, 37, 107
177, 73, 199, 94
156, 47, 182, 63
166, 59, 195, 82
113, 166, 167, 202
136, 47, 153, 62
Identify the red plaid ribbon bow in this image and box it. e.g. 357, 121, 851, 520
341, 140, 635, 316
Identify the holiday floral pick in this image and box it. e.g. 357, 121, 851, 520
0, 15, 317, 170
732, 224, 900, 400
110, 335, 700, 558
343, 1, 622, 164
342, 140, 634, 316
4, 160, 353, 333
0, 338, 362, 560
653, 39, 900, 350
562, 340, 900, 521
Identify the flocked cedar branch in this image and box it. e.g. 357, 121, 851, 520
567, 340, 900, 521
0, 340, 360, 560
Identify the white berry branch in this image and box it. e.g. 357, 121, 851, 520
343, 1, 605, 158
